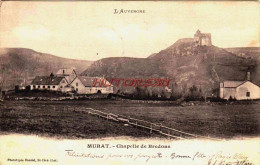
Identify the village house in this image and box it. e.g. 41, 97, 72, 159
30, 67, 113, 94
30, 74, 70, 92
70, 76, 113, 94
219, 72, 260, 100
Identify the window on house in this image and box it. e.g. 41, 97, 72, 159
53, 86, 55, 88
43, 86, 46, 88
76, 83, 78, 87
60, 86, 63, 88
246, 92, 250, 97
38, 85, 40, 88
48, 86, 50, 88
76, 88, 78, 92
33, 85, 36, 89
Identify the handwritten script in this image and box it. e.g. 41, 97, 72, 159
65, 150, 252, 165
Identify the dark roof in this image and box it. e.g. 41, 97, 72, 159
31, 76, 66, 85
56, 68, 76, 76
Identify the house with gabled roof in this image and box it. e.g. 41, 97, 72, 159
30, 74, 70, 92
219, 72, 260, 100
56, 68, 77, 84
70, 76, 113, 94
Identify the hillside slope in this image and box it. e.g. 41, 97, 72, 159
0, 48, 93, 89
225, 47, 260, 86
225, 47, 260, 61
81, 57, 167, 78
83, 39, 258, 94
150, 39, 257, 87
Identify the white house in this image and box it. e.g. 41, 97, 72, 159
70, 76, 113, 94
30, 75, 70, 92
219, 72, 260, 100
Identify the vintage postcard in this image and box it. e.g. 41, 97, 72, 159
0, 1, 259, 165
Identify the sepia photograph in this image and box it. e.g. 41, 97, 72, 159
0, 1, 259, 165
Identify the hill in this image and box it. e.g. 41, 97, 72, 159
81, 57, 167, 78
149, 39, 257, 86
1, 43, 258, 96
225, 47, 260, 86
83, 38, 258, 95
80, 57, 168, 93
0, 48, 93, 90
225, 47, 260, 61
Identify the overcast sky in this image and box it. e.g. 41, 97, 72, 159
0, 1, 259, 61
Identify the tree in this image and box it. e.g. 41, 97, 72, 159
0, 63, 10, 94
188, 85, 203, 100
170, 82, 182, 100
134, 86, 146, 98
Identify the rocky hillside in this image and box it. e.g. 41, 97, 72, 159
83, 38, 258, 94
0, 48, 93, 90
149, 39, 257, 87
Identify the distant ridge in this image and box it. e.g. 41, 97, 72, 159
225, 47, 260, 60
0, 48, 93, 90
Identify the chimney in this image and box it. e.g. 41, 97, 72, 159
247, 71, 250, 81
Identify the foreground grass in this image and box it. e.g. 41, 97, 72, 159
0, 101, 154, 139
0, 100, 259, 139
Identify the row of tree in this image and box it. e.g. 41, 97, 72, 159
118, 83, 217, 101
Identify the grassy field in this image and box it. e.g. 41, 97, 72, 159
0, 100, 259, 139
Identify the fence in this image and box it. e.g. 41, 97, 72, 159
76, 107, 221, 141
56, 106, 220, 140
